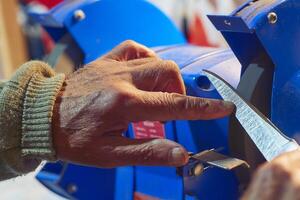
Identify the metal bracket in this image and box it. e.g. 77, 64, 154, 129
177, 149, 249, 177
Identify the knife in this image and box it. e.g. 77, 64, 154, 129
203, 70, 299, 161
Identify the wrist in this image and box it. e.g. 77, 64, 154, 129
52, 83, 69, 160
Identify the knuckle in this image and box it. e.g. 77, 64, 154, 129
164, 60, 178, 68
165, 93, 186, 118
166, 94, 212, 118
114, 143, 155, 165
197, 98, 212, 110
122, 40, 137, 47
185, 98, 217, 114
112, 89, 137, 108
135, 139, 175, 165
162, 60, 181, 78
169, 93, 193, 110
163, 60, 179, 71
100, 87, 137, 115
137, 145, 155, 163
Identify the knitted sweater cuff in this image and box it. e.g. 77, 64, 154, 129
21, 66, 65, 161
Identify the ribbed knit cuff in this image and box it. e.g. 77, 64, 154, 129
22, 72, 65, 161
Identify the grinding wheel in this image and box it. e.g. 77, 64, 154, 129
228, 58, 274, 186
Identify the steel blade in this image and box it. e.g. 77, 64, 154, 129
203, 70, 298, 161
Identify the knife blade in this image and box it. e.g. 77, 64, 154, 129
203, 70, 299, 161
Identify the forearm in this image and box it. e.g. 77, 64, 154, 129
0, 61, 65, 181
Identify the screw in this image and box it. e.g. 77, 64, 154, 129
73, 9, 86, 21
224, 19, 231, 26
190, 163, 204, 176
67, 183, 78, 194
268, 12, 277, 24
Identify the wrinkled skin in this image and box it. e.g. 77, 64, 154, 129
243, 149, 300, 200
52, 40, 234, 168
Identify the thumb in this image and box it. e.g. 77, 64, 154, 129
101, 137, 189, 167
130, 91, 235, 121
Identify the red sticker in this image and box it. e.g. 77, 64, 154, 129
132, 121, 165, 139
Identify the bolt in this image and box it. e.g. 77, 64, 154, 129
67, 183, 78, 194
268, 12, 277, 24
73, 9, 86, 21
191, 163, 204, 176
224, 19, 231, 26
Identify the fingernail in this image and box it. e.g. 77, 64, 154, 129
170, 147, 187, 166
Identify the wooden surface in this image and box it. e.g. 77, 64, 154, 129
0, 0, 28, 79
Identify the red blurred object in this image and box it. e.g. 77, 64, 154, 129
188, 14, 214, 47
23, 0, 62, 8
41, 29, 55, 54
22, 0, 62, 54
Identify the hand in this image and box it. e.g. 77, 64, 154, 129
242, 149, 300, 200
52, 40, 234, 168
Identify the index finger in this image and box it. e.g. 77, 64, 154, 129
129, 91, 235, 122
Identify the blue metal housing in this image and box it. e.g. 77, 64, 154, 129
30, 0, 185, 63
209, 0, 300, 155
31, 0, 300, 199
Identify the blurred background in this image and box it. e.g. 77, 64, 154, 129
0, 0, 244, 199
0, 0, 244, 79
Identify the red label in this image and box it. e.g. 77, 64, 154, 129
132, 121, 165, 139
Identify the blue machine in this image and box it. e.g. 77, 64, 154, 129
31, 0, 300, 199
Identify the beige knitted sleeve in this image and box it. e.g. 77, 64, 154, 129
0, 61, 65, 181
